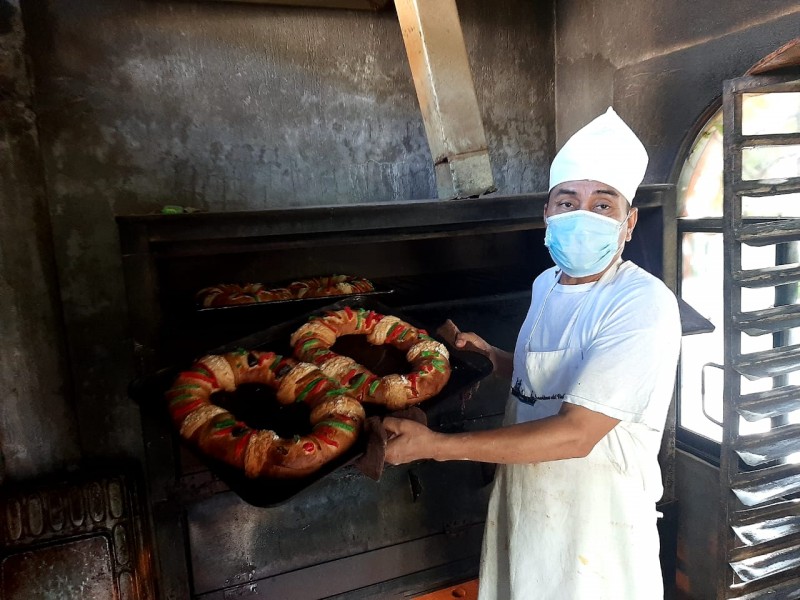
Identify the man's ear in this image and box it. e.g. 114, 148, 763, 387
625, 207, 639, 241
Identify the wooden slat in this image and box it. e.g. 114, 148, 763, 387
734, 305, 800, 336
734, 264, 800, 288
731, 463, 800, 507
734, 344, 800, 379
737, 219, 800, 247
736, 384, 800, 421
733, 177, 800, 197
733, 423, 800, 466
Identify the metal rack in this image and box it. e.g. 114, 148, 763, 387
720, 72, 800, 599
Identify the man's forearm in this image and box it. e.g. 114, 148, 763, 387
428, 417, 585, 464
432, 402, 619, 465
382, 403, 619, 466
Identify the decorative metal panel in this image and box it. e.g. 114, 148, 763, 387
0, 465, 155, 600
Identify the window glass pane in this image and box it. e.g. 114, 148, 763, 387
743, 193, 800, 217
788, 324, 800, 387
740, 242, 778, 408
680, 232, 723, 441
679, 94, 800, 450
740, 415, 771, 436
677, 110, 723, 218
680, 235, 785, 440
742, 145, 800, 181
741, 242, 776, 270
678, 94, 800, 216
742, 92, 800, 135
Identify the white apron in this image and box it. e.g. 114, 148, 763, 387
478, 266, 664, 600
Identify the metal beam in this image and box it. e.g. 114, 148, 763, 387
395, 0, 495, 199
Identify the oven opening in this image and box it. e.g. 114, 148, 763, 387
331, 334, 412, 376
212, 386, 313, 437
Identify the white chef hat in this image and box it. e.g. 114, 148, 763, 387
549, 107, 648, 203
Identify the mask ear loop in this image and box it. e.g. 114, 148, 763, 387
525, 276, 558, 352
622, 209, 636, 242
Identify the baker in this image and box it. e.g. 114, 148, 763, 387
383, 107, 682, 599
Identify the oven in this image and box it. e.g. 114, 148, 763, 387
117, 186, 679, 599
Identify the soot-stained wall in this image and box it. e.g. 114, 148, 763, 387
554, 1, 800, 182
0, 0, 79, 480
4, 0, 554, 476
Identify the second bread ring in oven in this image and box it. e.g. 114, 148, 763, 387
289, 307, 451, 410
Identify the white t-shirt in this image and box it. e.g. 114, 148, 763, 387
513, 260, 681, 433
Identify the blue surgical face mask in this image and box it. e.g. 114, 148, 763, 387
544, 210, 628, 278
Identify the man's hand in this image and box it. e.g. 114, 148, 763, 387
454, 331, 494, 356
383, 416, 439, 465
457, 334, 513, 380
436, 319, 512, 378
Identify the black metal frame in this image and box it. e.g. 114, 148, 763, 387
719, 72, 800, 599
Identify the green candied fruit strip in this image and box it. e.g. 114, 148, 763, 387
431, 359, 446, 373
170, 384, 202, 392
326, 387, 349, 397
213, 418, 237, 430
314, 419, 356, 434
296, 377, 325, 403
192, 366, 212, 377
301, 338, 320, 352
368, 379, 381, 395
234, 347, 247, 355
168, 393, 194, 405
269, 355, 283, 370
356, 308, 365, 329
420, 350, 440, 358
418, 333, 433, 341
398, 328, 409, 341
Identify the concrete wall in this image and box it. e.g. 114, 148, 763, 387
0, 0, 79, 480
1, 0, 554, 478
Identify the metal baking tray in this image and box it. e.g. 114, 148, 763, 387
194, 283, 394, 313
129, 295, 493, 507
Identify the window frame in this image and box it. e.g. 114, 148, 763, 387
675, 99, 725, 465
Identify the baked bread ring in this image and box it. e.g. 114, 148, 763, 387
165, 350, 365, 478
196, 275, 375, 308
290, 307, 451, 410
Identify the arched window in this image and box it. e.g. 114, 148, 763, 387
677, 94, 800, 458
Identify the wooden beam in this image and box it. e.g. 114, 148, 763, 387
206, 0, 391, 9
396, 0, 495, 199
